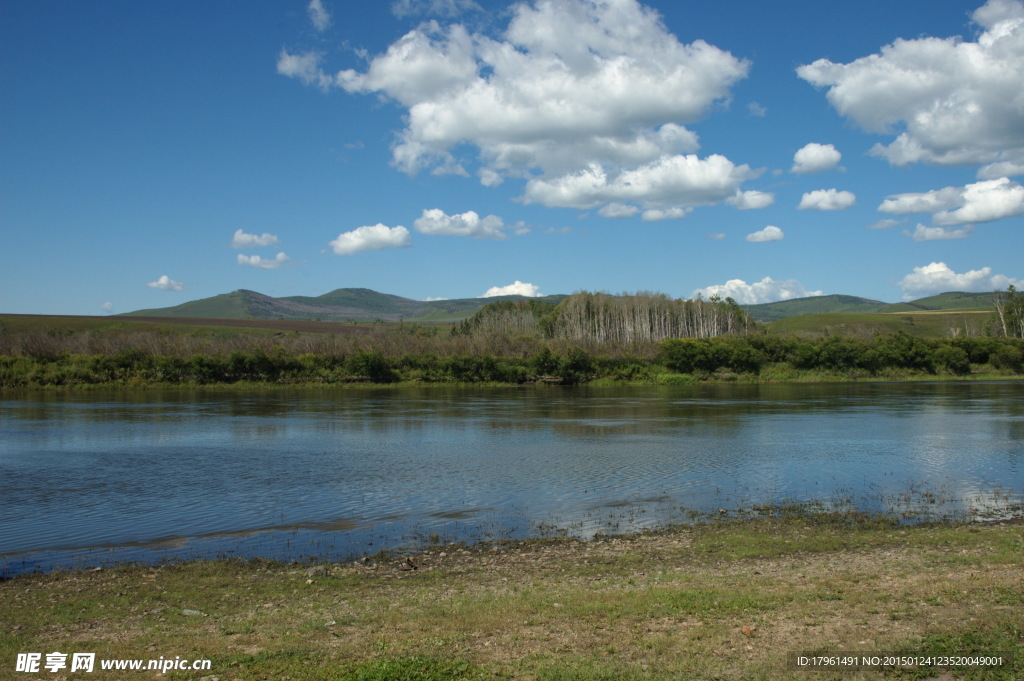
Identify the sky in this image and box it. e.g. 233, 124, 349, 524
1, 0, 1023, 315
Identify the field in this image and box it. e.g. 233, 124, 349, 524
0, 313, 380, 336
2, 514, 1022, 680
767, 310, 993, 339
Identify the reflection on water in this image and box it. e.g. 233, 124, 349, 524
1, 382, 1022, 575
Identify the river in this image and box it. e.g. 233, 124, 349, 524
1, 381, 1022, 575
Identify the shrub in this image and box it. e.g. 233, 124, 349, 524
931, 345, 970, 375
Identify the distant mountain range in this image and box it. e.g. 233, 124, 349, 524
742, 291, 994, 322
122, 288, 995, 324
122, 288, 568, 323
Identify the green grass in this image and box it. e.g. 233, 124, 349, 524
3, 515, 1022, 681
768, 310, 993, 338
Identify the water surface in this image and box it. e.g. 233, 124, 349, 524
1, 382, 1021, 575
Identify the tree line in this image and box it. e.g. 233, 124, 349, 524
455, 291, 753, 342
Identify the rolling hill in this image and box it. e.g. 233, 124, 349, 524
744, 291, 993, 322
123, 288, 568, 323
122, 288, 998, 325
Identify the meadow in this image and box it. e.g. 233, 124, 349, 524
1, 312, 1022, 389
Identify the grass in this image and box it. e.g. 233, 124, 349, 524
768, 310, 993, 338
3, 515, 1021, 681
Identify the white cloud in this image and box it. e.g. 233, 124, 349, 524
522, 155, 759, 210
879, 177, 1024, 225
745, 225, 784, 242
898, 261, 1022, 299
231, 229, 280, 248
692, 277, 823, 304
283, 0, 753, 211
424, 296, 450, 301
413, 208, 508, 239
642, 207, 690, 221
747, 101, 766, 117
978, 161, 1024, 179
391, 0, 481, 18
707, 232, 726, 240
307, 0, 331, 32
237, 252, 292, 269
867, 218, 904, 230
791, 143, 842, 174
276, 50, 333, 91
907, 224, 973, 241
481, 280, 541, 298
798, 188, 856, 210
797, 0, 1024, 168
147, 275, 184, 291
598, 203, 640, 218
328, 224, 412, 255
101, 302, 113, 313
726, 189, 775, 210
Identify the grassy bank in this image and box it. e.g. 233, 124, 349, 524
2, 516, 1021, 680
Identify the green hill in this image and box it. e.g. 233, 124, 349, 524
744, 291, 996, 323
123, 288, 567, 323
884, 291, 993, 311
743, 295, 889, 322
125, 290, 266, 319
123, 288, 999, 327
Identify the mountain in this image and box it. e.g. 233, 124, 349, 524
124, 288, 997, 325
742, 295, 890, 323
123, 288, 567, 323
743, 291, 994, 322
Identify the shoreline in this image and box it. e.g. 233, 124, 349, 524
2, 372, 1023, 392
3, 514, 1022, 680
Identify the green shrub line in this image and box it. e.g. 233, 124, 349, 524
2, 332, 1022, 388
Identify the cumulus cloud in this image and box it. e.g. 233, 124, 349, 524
276, 50, 333, 91
642, 207, 690, 221
238, 252, 292, 269
726, 189, 775, 210
867, 218, 904, 230
147, 275, 184, 291
898, 261, 1022, 299
231, 229, 280, 248
281, 0, 754, 212
978, 161, 1024, 179
413, 208, 508, 239
328, 224, 412, 255
522, 155, 759, 210
598, 203, 640, 218
791, 143, 842, 174
391, 0, 481, 18
907, 224, 973, 241
798, 188, 856, 210
692, 277, 823, 304
797, 0, 1024, 168
879, 177, 1024, 225
101, 302, 114, 313
745, 225, 784, 242
481, 280, 541, 298
307, 0, 331, 32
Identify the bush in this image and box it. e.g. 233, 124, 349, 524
344, 351, 396, 383
931, 345, 970, 375
989, 345, 1023, 373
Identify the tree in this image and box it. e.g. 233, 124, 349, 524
992, 285, 1024, 338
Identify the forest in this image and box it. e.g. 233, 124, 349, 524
1, 289, 1022, 388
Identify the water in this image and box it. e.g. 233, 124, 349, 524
2, 382, 1022, 575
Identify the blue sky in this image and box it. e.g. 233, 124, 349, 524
2, 0, 1022, 315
